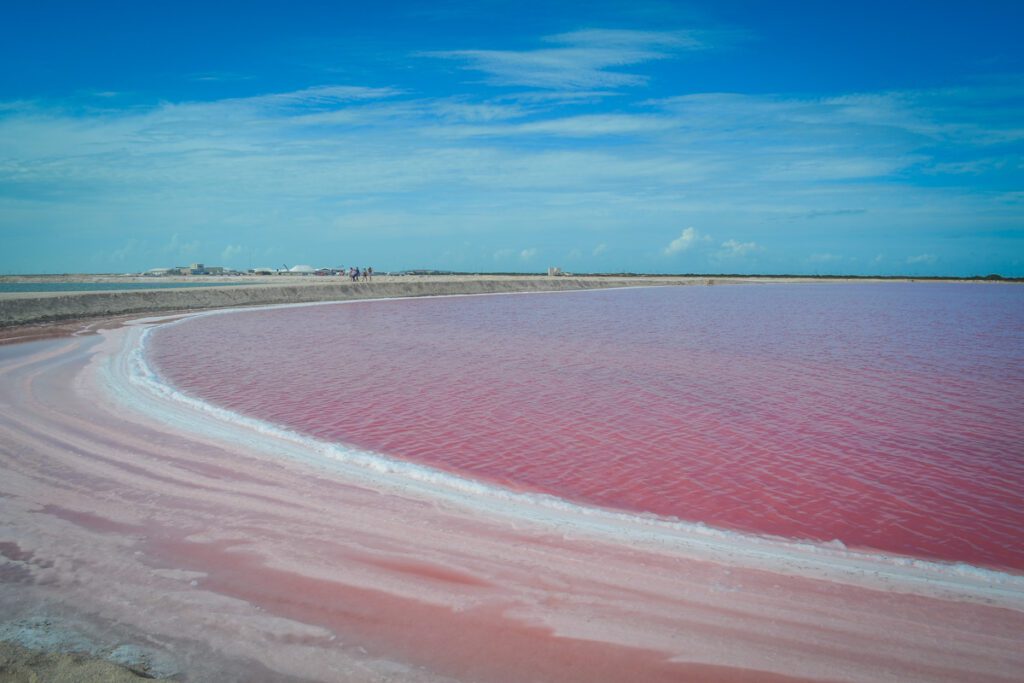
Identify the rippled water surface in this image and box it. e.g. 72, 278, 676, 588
148, 284, 1024, 570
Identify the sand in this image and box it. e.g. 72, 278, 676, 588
1, 283, 1023, 682
0, 642, 147, 682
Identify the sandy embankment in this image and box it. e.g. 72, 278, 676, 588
4, 273, 1004, 331
0, 275, 729, 329
1, 303, 1023, 682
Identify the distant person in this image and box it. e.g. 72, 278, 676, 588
365, 266, 373, 281
354, 267, 361, 281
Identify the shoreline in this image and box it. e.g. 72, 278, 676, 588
0, 275, 707, 328
136, 304, 1024, 584
2, 273, 1013, 329
2, 285, 1023, 681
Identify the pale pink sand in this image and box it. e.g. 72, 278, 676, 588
0, 316, 1022, 682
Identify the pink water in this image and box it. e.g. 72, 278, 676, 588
148, 284, 1024, 571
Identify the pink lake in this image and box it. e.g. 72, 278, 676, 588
148, 283, 1024, 571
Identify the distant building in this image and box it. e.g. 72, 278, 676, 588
156, 263, 228, 275
547, 266, 563, 276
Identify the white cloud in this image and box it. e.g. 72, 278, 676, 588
492, 247, 538, 262
719, 239, 759, 257
907, 253, 937, 264
430, 100, 528, 123
545, 29, 702, 51
808, 252, 841, 263
446, 113, 678, 138
663, 227, 706, 255
187, 72, 255, 83
502, 90, 618, 103
238, 85, 403, 109
162, 234, 200, 258
221, 244, 244, 262
109, 239, 139, 262
425, 29, 703, 91
1, 74, 1019, 275
653, 82, 1024, 160
592, 243, 608, 256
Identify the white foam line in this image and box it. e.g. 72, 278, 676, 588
94, 296, 1024, 609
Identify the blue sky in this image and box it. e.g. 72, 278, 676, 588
1, 1, 1022, 275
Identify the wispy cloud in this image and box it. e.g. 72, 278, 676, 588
907, 253, 938, 265
425, 29, 704, 90
221, 244, 245, 262
430, 100, 529, 123
443, 113, 677, 138
109, 238, 139, 263
1, 73, 1020, 274
231, 85, 403, 110
800, 209, 867, 220
718, 239, 760, 258
187, 72, 255, 83
162, 234, 200, 259
653, 82, 1024, 152
808, 252, 842, 263
546, 29, 703, 51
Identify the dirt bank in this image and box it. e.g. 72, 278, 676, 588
0, 641, 148, 682
0, 275, 720, 327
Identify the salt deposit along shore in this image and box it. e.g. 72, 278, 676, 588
1, 290, 1023, 681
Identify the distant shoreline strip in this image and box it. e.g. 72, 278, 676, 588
0, 276, 715, 327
